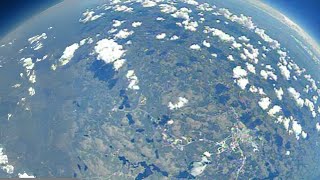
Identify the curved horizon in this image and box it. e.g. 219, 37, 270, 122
246, 0, 320, 62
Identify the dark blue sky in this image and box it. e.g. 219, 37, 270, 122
0, 0, 61, 38
0, 0, 319, 41
263, 0, 320, 41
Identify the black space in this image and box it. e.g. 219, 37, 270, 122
0, 0, 62, 38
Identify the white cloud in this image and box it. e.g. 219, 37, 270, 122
304, 74, 318, 91
28, 33, 47, 50
79, 10, 104, 23
288, 87, 304, 108
211, 53, 218, 58
59, 43, 80, 66
231, 41, 242, 49
292, 120, 302, 140
0, 148, 8, 164
278, 64, 290, 80
95, 39, 126, 64
227, 55, 234, 61
249, 85, 258, 93
182, 0, 199, 5
255, 28, 280, 49
236, 78, 249, 90
0, 148, 14, 174
274, 87, 284, 100
218, 8, 256, 30
168, 97, 189, 110
190, 44, 201, 50
268, 105, 282, 117
210, 28, 235, 42
238, 36, 250, 42
233, 66, 249, 90
18, 172, 35, 178
113, 59, 126, 71
113, 5, 133, 12
170, 35, 180, 40
197, 3, 214, 11
233, 66, 247, 78
114, 29, 134, 39
22, 58, 34, 70
242, 43, 259, 63
156, 33, 166, 40
258, 97, 271, 110
260, 70, 277, 81
156, 17, 165, 21
260, 70, 268, 80
246, 62, 255, 74
171, 7, 192, 20
142, 0, 157, 7
2, 165, 14, 174
316, 122, 320, 132
113, 20, 125, 27
305, 98, 316, 117
190, 156, 209, 177
159, 4, 177, 13
132, 21, 142, 27
28, 87, 35, 96
126, 70, 140, 90
182, 20, 198, 31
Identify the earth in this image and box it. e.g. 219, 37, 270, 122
1, 0, 320, 179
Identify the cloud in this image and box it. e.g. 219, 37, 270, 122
182, 20, 198, 31
95, 39, 126, 64
156, 17, 165, 21
304, 98, 316, 117
170, 35, 180, 40
28, 33, 47, 50
142, 0, 157, 7
113, 5, 133, 12
292, 120, 302, 140
268, 105, 282, 117
202, 40, 210, 47
246, 62, 256, 74
238, 36, 250, 42
159, 4, 177, 13
79, 10, 104, 23
227, 55, 234, 61
218, 8, 256, 30
197, 3, 214, 11
171, 7, 192, 20
255, 28, 280, 49
211, 28, 235, 42
132, 21, 142, 27
258, 97, 271, 110
274, 87, 284, 100
18, 172, 35, 178
181, 0, 199, 5
113, 20, 125, 27
114, 29, 134, 39
190, 44, 201, 50
233, 66, 247, 78
168, 97, 189, 110
288, 87, 304, 108
126, 70, 140, 90
156, 33, 166, 40
236, 78, 249, 90
278, 64, 290, 80
59, 43, 80, 66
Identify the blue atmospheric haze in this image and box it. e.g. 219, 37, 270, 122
263, 0, 320, 42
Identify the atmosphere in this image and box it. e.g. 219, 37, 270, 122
0, 0, 61, 38
263, 0, 320, 41
1, 0, 320, 179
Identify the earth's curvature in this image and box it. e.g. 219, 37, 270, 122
1, 0, 320, 179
